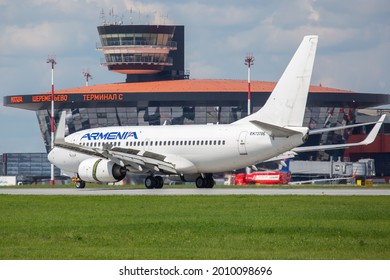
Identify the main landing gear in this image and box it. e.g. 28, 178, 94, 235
144, 175, 164, 189
195, 175, 215, 188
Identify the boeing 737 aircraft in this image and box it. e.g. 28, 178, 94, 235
48, 35, 386, 188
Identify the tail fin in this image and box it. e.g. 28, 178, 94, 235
237, 35, 318, 127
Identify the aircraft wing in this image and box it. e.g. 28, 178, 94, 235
293, 114, 386, 153
54, 112, 178, 174
308, 119, 380, 135
55, 141, 178, 174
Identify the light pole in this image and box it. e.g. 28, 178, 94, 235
83, 69, 92, 86
47, 55, 57, 186
244, 53, 254, 116
245, 53, 255, 175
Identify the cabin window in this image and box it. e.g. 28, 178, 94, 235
223, 140, 226, 145
163, 141, 166, 146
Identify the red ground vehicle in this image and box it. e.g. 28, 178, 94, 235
234, 171, 291, 185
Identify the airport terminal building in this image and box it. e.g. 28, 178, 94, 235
3, 24, 390, 182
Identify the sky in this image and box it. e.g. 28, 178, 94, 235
1, 0, 389, 154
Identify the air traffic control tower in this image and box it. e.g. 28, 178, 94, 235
97, 24, 187, 82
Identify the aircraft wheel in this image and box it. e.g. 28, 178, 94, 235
75, 180, 86, 189
155, 176, 164, 189
145, 176, 156, 189
205, 176, 215, 188
195, 176, 205, 188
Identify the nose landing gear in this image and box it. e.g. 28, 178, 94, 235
72, 177, 86, 189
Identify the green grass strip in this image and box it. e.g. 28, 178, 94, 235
0, 195, 389, 259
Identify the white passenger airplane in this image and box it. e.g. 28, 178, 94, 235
48, 35, 386, 188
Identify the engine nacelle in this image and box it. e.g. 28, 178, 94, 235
78, 158, 126, 183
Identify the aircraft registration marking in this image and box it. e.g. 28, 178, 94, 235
250, 132, 265, 136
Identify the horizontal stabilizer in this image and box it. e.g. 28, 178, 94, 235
250, 120, 302, 137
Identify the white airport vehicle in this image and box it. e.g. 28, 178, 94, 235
0, 176, 17, 186
48, 35, 385, 188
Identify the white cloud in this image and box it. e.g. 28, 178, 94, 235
1, 23, 67, 55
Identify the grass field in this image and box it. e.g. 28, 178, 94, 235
0, 194, 389, 260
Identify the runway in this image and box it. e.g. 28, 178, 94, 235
1, 187, 390, 196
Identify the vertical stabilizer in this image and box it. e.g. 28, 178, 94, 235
237, 35, 318, 127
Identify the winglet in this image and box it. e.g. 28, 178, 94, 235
54, 111, 66, 145
359, 114, 386, 145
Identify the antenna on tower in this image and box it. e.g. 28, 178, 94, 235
108, 7, 114, 24
100, 8, 106, 25
83, 68, 93, 86
129, 7, 133, 24
159, 13, 168, 25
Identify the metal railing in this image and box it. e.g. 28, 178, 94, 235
101, 55, 173, 65
96, 40, 177, 49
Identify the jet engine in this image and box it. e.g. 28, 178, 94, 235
78, 158, 126, 183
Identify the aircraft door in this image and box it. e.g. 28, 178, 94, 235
238, 131, 248, 155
